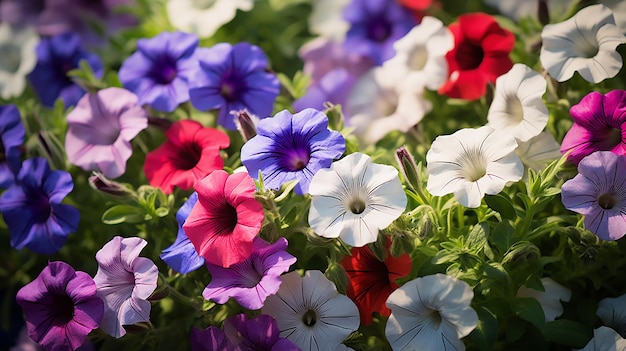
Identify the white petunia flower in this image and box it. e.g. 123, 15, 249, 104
600, 0, 626, 34
597, 294, 626, 337
166, 0, 255, 38
309, 0, 350, 41
487, 64, 549, 143
515, 131, 562, 173
516, 277, 572, 321
345, 65, 432, 145
384, 16, 453, 91
540, 4, 626, 83
385, 273, 478, 351
576, 326, 626, 351
308, 152, 407, 247
426, 126, 524, 208
0, 23, 38, 99
261, 270, 360, 351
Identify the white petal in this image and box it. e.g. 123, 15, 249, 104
517, 278, 572, 322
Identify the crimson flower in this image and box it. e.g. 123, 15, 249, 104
438, 12, 514, 100
144, 120, 229, 194
183, 170, 264, 268
340, 238, 412, 324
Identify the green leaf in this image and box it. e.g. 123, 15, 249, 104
512, 297, 545, 329
541, 320, 592, 348
484, 193, 516, 220
101, 205, 147, 224
470, 306, 499, 351
154, 207, 169, 218
466, 222, 489, 254
491, 220, 514, 254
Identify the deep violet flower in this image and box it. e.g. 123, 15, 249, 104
342, 0, 418, 65
28, 32, 103, 108
119, 31, 201, 112
65, 87, 148, 179
144, 119, 230, 194
190, 326, 238, 351
160, 192, 205, 274
241, 108, 345, 195
224, 314, 301, 350
203, 237, 296, 310
183, 170, 265, 268
0, 157, 79, 254
16, 261, 104, 351
438, 12, 515, 100
561, 90, 626, 165
93, 236, 158, 338
0, 104, 25, 189
189, 42, 280, 130
561, 151, 626, 241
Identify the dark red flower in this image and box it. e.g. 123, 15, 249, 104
340, 239, 412, 324
144, 119, 229, 194
438, 12, 515, 100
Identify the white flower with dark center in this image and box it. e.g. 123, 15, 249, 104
597, 294, 626, 338
487, 64, 549, 143
261, 270, 360, 351
384, 16, 453, 91
166, 0, 255, 38
308, 152, 407, 247
577, 326, 626, 351
0, 23, 38, 99
515, 131, 562, 173
540, 4, 626, 83
346, 65, 432, 145
385, 273, 478, 351
426, 126, 524, 208
517, 277, 572, 321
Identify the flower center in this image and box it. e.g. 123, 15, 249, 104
0, 142, 6, 163
283, 147, 310, 171
506, 96, 524, 124
604, 128, 623, 149
30, 193, 52, 223
240, 257, 264, 288
455, 41, 484, 70
50, 294, 75, 325
366, 18, 391, 43
427, 309, 443, 330
574, 36, 600, 58
220, 72, 245, 102
459, 147, 488, 182
172, 142, 203, 170
408, 45, 428, 71
349, 198, 367, 214
302, 309, 317, 327
215, 202, 238, 236
151, 56, 178, 85
191, 0, 217, 9
375, 90, 398, 117
0, 44, 22, 73
598, 192, 617, 209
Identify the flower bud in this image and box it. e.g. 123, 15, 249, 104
325, 260, 349, 294
89, 171, 135, 198
395, 146, 421, 192
233, 109, 258, 142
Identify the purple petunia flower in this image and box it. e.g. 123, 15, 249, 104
189, 42, 280, 130
190, 326, 238, 351
28, 32, 103, 108
342, 0, 417, 65
16, 261, 104, 351
561, 90, 626, 165
223, 314, 300, 351
0, 104, 25, 189
562, 151, 626, 241
65, 87, 148, 179
0, 157, 80, 254
240, 108, 345, 195
202, 237, 296, 310
119, 31, 200, 112
160, 192, 205, 274
94, 236, 158, 338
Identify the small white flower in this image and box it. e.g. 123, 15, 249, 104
308, 152, 407, 247
597, 294, 626, 337
384, 16, 453, 91
346, 65, 432, 145
576, 326, 626, 351
540, 4, 626, 83
166, 0, 255, 38
487, 64, 549, 143
515, 131, 562, 173
0, 23, 38, 99
309, 0, 350, 41
516, 277, 572, 321
385, 273, 478, 351
426, 126, 524, 208
261, 270, 360, 351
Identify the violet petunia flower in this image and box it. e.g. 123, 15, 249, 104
240, 108, 345, 195
223, 314, 301, 350
28, 32, 103, 108
0, 104, 25, 189
16, 261, 104, 351
342, 0, 417, 65
203, 237, 296, 310
119, 31, 201, 112
65, 87, 148, 179
0, 157, 80, 254
561, 90, 626, 165
561, 151, 626, 241
94, 236, 159, 338
190, 326, 238, 351
189, 42, 280, 130
160, 192, 205, 274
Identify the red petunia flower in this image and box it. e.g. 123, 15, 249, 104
183, 170, 264, 268
144, 119, 229, 194
398, 0, 432, 11
340, 239, 412, 324
438, 12, 515, 100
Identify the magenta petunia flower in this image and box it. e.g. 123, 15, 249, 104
561, 90, 626, 165
223, 314, 300, 351
65, 87, 148, 178
562, 151, 626, 240
202, 237, 296, 310
93, 236, 158, 338
16, 261, 104, 351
